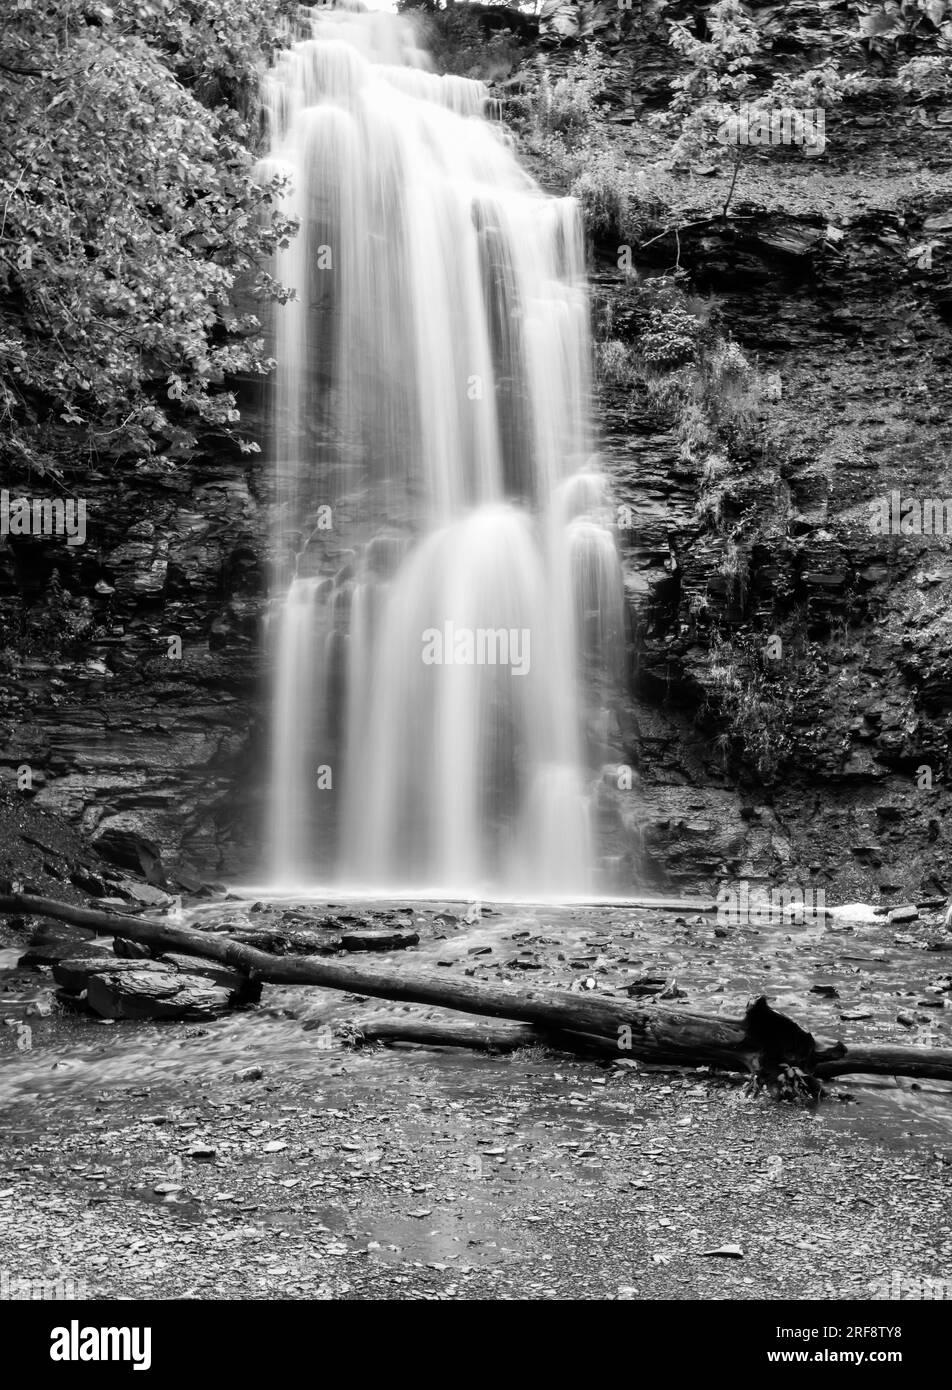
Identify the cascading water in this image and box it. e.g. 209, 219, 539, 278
262, 4, 625, 897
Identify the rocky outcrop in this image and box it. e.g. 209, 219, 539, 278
587, 147, 952, 900
51, 943, 261, 1019
0, 404, 271, 877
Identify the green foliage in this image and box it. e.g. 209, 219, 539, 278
895, 52, 952, 90
525, 0, 952, 241
639, 302, 702, 367
600, 277, 767, 460
0, 0, 299, 477
594, 337, 636, 385
522, 44, 609, 137
666, 0, 762, 119
650, 337, 766, 460
570, 148, 633, 237
538, 0, 668, 44
702, 635, 793, 781
657, 2, 847, 177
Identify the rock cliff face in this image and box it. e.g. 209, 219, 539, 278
0, 394, 270, 878
1, 29, 951, 904
588, 155, 952, 902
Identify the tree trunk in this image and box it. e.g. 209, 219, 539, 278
814, 1046, 952, 1081
4, 891, 952, 1085
352, 1020, 611, 1054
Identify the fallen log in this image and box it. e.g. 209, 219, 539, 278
353, 1019, 617, 1055
349, 1022, 952, 1084
349, 1019, 768, 1070
0, 890, 806, 1074
3, 891, 952, 1086
815, 1046, 952, 1081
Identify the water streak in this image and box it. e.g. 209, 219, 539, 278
263, 5, 624, 895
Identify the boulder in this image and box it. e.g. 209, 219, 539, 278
69, 867, 113, 897
85, 967, 233, 1021
112, 878, 177, 910
158, 952, 262, 1001
91, 821, 169, 888
54, 951, 260, 1010
53, 956, 156, 992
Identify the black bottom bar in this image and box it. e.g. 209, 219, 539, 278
2, 1297, 946, 1376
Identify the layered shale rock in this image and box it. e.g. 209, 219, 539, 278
0, 431, 269, 879
52, 950, 259, 1020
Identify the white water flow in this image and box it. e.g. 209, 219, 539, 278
263, 6, 625, 896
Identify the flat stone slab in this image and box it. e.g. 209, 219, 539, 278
113, 879, 177, 910
158, 952, 242, 986
53, 953, 259, 1013
158, 952, 261, 1001
53, 956, 157, 992
85, 967, 233, 1021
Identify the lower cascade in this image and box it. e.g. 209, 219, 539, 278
263, 4, 625, 897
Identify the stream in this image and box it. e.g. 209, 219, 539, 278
2, 900, 951, 1157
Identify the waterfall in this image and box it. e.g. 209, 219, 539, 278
262, 4, 625, 897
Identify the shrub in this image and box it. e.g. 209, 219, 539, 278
571, 148, 630, 237
639, 303, 702, 367
0, 0, 298, 477
702, 637, 792, 781
896, 54, 952, 94
641, 328, 766, 461
595, 339, 636, 385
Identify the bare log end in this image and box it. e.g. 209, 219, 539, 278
744, 995, 817, 1066
742, 996, 834, 1099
